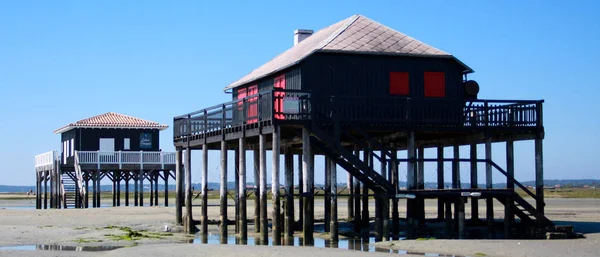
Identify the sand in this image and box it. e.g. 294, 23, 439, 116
0, 198, 598, 257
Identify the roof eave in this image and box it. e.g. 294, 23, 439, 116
53, 125, 169, 134
223, 60, 304, 92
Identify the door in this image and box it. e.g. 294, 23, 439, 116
99, 138, 115, 163
274, 74, 286, 120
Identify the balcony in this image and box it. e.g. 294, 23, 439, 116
173, 89, 544, 145
34, 151, 59, 171
75, 151, 176, 170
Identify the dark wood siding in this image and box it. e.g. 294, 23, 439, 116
76, 128, 161, 152
231, 66, 302, 100
300, 52, 465, 99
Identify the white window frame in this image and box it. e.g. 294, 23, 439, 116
124, 138, 130, 150
70, 138, 74, 157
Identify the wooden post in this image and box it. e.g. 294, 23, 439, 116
49, 169, 54, 209
134, 170, 138, 207
92, 172, 97, 208
417, 147, 425, 224
535, 137, 544, 216
284, 147, 294, 238
506, 140, 514, 227
118, 173, 122, 207
324, 156, 331, 233
154, 171, 159, 206
234, 147, 240, 234
458, 196, 466, 239
353, 147, 361, 233
445, 200, 453, 236
220, 140, 228, 239
330, 158, 338, 241
453, 145, 460, 229
239, 138, 248, 242
184, 147, 193, 233
96, 171, 101, 208
201, 144, 209, 235
253, 146, 261, 234
297, 154, 303, 228
471, 144, 479, 220
124, 173, 129, 207
391, 147, 399, 239
504, 196, 512, 239
139, 170, 144, 206
259, 134, 268, 243
44, 170, 48, 209
485, 137, 494, 238
362, 149, 370, 239
272, 127, 281, 245
381, 148, 389, 242
164, 170, 169, 207
302, 128, 314, 244
437, 146, 444, 219
406, 132, 415, 238
347, 171, 354, 221
36, 172, 40, 209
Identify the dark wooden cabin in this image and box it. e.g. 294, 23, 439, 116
35, 112, 176, 210
173, 14, 550, 243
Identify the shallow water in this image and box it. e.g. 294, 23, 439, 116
192, 234, 464, 256
0, 244, 122, 251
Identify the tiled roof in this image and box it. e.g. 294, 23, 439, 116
225, 14, 472, 91
53, 112, 168, 134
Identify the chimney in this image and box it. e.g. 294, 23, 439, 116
294, 29, 314, 45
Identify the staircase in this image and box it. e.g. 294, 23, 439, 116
62, 172, 80, 208
496, 193, 553, 227
307, 124, 394, 194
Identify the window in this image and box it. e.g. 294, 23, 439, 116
389, 72, 409, 95
124, 138, 130, 150
274, 74, 286, 119
247, 85, 258, 123
424, 72, 445, 97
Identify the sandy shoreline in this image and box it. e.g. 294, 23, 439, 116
0, 198, 598, 257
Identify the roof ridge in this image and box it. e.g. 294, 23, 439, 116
317, 14, 361, 50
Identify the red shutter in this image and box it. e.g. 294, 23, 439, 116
389, 72, 409, 95
424, 72, 445, 97
274, 74, 286, 120
247, 85, 258, 123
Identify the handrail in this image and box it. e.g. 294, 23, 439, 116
74, 151, 86, 207
35, 151, 56, 168
76, 151, 176, 165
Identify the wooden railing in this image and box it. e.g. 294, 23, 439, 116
173, 89, 543, 139
76, 151, 176, 168
34, 151, 57, 168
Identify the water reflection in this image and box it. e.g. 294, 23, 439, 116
0, 244, 122, 252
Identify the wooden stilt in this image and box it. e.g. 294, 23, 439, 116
504, 196, 512, 239
117, 172, 121, 207
452, 144, 460, 231
445, 200, 453, 236
134, 170, 138, 207
330, 158, 338, 241
284, 147, 294, 238
96, 171, 101, 208
471, 144, 478, 220
535, 137, 544, 216
184, 147, 193, 233
506, 140, 515, 231
149, 172, 153, 207
125, 173, 129, 207
485, 137, 494, 238
391, 148, 399, 239
164, 170, 169, 207
437, 146, 444, 219
417, 147, 425, 224
259, 134, 268, 243
302, 128, 314, 245
92, 172, 97, 208
324, 156, 331, 233
406, 132, 415, 238
239, 138, 248, 242
347, 171, 354, 221
44, 170, 48, 209
36, 172, 41, 209
234, 147, 240, 234
253, 146, 261, 234
458, 196, 466, 239
297, 153, 303, 228
139, 170, 144, 206
381, 148, 389, 242
272, 127, 281, 245
113, 172, 117, 207
220, 140, 228, 240
361, 149, 370, 239
201, 144, 209, 235
154, 171, 159, 206
353, 147, 361, 233
49, 169, 54, 209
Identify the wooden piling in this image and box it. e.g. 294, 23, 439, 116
445, 200, 452, 236
92, 172, 97, 208
361, 149, 370, 239
164, 170, 169, 207
297, 153, 303, 229
458, 196, 466, 239
134, 170, 138, 207
347, 171, 354, 221
284, 147, 294, 238
324, 156, 331, 233
154, 171, 159, 206
139, 170, 144, 206
330, 158, 338, 241
406, 132, 415, 238
417, 147, 425, 224
485, 137, 494, 238
391, 148, 399, 239
117, 172, 121, 207
124, 174, 129, 207
470, 144, 478, 220
535, 137, 544, 216
504, 195, 512, 239
272, 127, 281, 245
239, 138, 248, 241
253, 146, 261, 234
381, 148, 389, 241
36, 172, 41, 209
437, 146, 444, 219
96, 171, 101, 208
201, 144, 209, 235
44, 171, 48, 209
353, 148, 361, 233
259, 134, 268, 243
302, 128, 314, 244
453, 145, 460, 230
234, 147, 240, 234
220, 140, 228, 239
184, 147, 193, 233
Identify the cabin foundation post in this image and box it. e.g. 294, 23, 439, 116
272, 127, 281, 245
154, 171, 159, 206
220, 140, 228, 241
458, 196, 466, 239
239, 138, 248, 242
149, 173, 153, 206
470, 144, 479, 220
535, 136, 544, 218
347, 168, 354, 222
445, 200, 453, 237
43, 170, 48, 209
330, 157, 338, 241
506, 140, 515, 228
437, 146, 445, 219
417, 147, 425, 225
164, 170, 169, 207
406, 132, 416, 238
302, 128, 314, 245
117, 172, 121, 207
361, 149, 370, 240
253, 146, 260, 234
184, 147, 193, 234
35, 172, 41, 209
391, 147, 400, 239
92, 172, 97, 208
284, 147, 294, 238
353, 147, 361, 233
297, 154, 303, 229
49, 169, 54, 209
485, 137, 494, 238
234, 147, 240, 234
324, 156, 331, 233
504, 195, 513, 239
113, 172, 117, 207
139, 170, 144, 206
381, 148, 390, 242
134, 170, 138, 207
201, 144, 209, 235
124, 173, 129, 207
452, 144, 460, 232
96, 171, 101, 208
259, 134, 268, 244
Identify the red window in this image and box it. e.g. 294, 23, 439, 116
389, 72, 409, 95
424, 72, 445, 97
274, 74, 286, 120
236, 88, 247, 117
247, 85, 258, 123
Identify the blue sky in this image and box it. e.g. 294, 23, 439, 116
1, 0, 598, 186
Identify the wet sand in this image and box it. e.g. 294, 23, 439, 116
0, 197, 598, 257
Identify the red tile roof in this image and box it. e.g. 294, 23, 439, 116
224, 14, 472, 91
53, 112, 168, 134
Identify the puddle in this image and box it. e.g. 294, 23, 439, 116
0, 244, 122, 252
192, 234, 465, 256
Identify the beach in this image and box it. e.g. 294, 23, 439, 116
0, 197, 598, 257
